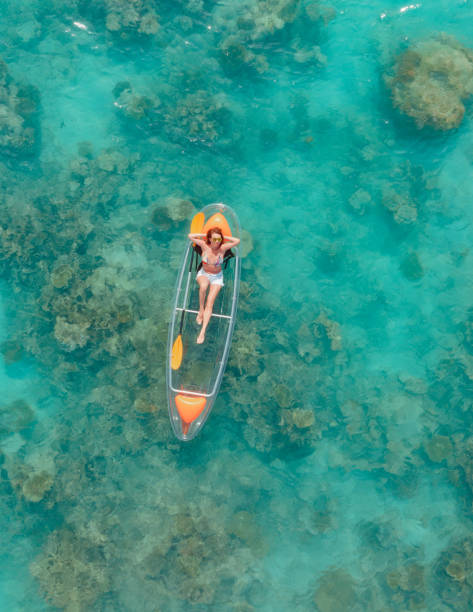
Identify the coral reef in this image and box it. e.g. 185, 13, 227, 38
151, 196, 196, 229
0, 399, 35, 436
348, 188, 372, 215
164, 90, 233, 147
382, 188, 418, 225
0, 57, 40, 157
278, 407, 321, 448
42, 260, 140, 354
215, 0, 332, 76
78, 0, 159, 41
21, 471, 54, 503
113, 78, 236, 150
314, 568, 357, 612
434, 536, 473, 608
386, 35, 473, 130
0, 338, 24, 364
30, 528, 110, 611
297, 310, 342, 362
400, 252, 424, 281
3, 443, 56, 504
385, 563, 426, 609
112, 81, 160, 127
424, 435, 453, 463
2, 4, 472, 608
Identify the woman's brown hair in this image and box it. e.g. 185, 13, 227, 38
205, 227, 224, 245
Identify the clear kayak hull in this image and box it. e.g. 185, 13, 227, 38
166, 203, 241, 441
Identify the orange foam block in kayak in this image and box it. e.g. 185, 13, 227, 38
175, 394, 207, 425
202, 212, 232, 240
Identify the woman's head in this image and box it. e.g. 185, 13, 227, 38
206, 227, 224, 246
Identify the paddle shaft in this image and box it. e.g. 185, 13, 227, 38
178, 246, 195, 336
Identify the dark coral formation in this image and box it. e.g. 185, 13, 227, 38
434, 537, 473, 608
386, 35, 473, 130
215, 0, 332, 76
30, 529, 110, 610
76, 0, 159, 41
0, 57, 40, 157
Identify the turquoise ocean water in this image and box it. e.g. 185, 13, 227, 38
1, 0, 473, 609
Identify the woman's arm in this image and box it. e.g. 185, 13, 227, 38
188, 233, 207, 248
222, 236, 240, 251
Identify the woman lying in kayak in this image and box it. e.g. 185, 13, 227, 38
188, 227, 240, 344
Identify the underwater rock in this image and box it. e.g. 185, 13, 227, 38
273, 383, 293, 409
243, 414, 275, 454
386, 563, 426, 609
216, 0, 331, 76
43, 260, 142, 359
151, 205, 172, 231
54, 316, 90, 351
219, 37, 269, 76
14, 19, 42, 45
424, 435, 453, 463
0, 399, 35, 435
3, 446, 55, 504
0, 338, 23, 364
311, 508, 334, 535
296, 323, 322, 362
382, 189, 418, 225
302, 494, 337, 534
400, 252, 424, 281
292, 42, 326, 66
305, 3, 336, 24
228, 511, 267, 557
30, 528, 110, 611
113, 81, 159, 125
133, 397, 157, 413
434, 536, 473, 607
358, 519, 395, 552
51, 264, 74, 289
348, 188, 372, 215
229, 326, 263, 376
315, 239, 343, 274
81, 0, 160, 40
313, 311, 342, 352
164, 91, 233, 147
143, 503, 260, 606
217, 0, 298, 45
279, 407, 320, 449
460, 310, 473, 353
386, 35, 473, 130
314, 568, 357, 612
386, 564, 425, 592
0, 58, 40, 157
22, 470, 54, 502
163, 196, 196, 223
445, 560, 466, 581
97, 150, 130, 174
398, 372, 428, 395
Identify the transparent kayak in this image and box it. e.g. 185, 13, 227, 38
166, 203, 241, 441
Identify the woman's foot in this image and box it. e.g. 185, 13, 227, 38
196, 311, 203, 325
196, 330, 205, 344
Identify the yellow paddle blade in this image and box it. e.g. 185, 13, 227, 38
171, 335, 183, 370
190, 212, 205, 236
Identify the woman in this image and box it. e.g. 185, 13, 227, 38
188, 227, 240, 344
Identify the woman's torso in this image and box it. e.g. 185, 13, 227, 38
201, 245, 224, 274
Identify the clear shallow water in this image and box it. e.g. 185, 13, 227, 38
2, 0, 473, 610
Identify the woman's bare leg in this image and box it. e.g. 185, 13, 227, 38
197, 283, 221, 344
196, 276, 210, 324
